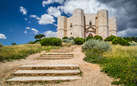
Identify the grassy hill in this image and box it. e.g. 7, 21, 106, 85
0, 44, 60, 62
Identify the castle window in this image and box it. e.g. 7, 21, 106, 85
70, 23, 72, 27
89, 21, 92, 25
71, 32, 72, 35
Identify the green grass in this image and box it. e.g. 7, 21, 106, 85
83, 44, 137, 86
0, 44, 61, 62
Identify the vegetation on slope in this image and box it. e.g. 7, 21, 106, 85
83, 40, 137, 86
0, 44, 61, 62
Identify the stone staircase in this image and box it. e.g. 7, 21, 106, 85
39, 53, 73, 60
7, 47, 82, 83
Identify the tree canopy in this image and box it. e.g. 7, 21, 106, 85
34, 34, 45, 39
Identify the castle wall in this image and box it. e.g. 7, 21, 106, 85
72, 9, 85, 38
109, 17, 117, 36
67, 17, 73, 37
97, 10, 109, 39
57, 8, 117, 39
57, 16, 67, 39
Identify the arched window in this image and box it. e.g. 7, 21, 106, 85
96, 17, 98, 19
71, 32, 72, 35
89, 21, 92, 25
70, 23, 72, 27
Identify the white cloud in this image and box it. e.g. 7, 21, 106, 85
38, 14, 55, 25
19, 6, 27, 15
47, 7, 61, 17
31, 28, 38, 34
25, 27, 30, 30
44, 31, 57, 37
42, 0, 64, 7
24, 30, 27, 34
30, 15, 40, 20
58, 0, 108, 15
0, 34, 7, 39
25, 18, 28, 20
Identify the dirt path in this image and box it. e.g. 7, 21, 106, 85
0, 45, 115, 86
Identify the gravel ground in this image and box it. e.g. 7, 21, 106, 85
0, 45, 115, 86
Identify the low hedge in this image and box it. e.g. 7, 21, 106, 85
112, 37, 130, 46
74, 37, 85, 45
40, 37, 62, 46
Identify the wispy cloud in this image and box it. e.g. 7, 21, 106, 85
19, 6, 27, 15
31, 28, 38, 34
42, 0, 64, 7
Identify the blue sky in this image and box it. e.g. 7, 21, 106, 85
0, 0, 137, 45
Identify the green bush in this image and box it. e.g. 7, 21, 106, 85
86, 36, 93, 41
74, 37, 85, 45
62, 39, 75, 44
82, 39, 111, 53
123, 37, 132, 42
40, 37, 62, 46
105, 35, 116, 41
112, 37, 130, 46
28, 41, 34, 44
62, 36, 68, 39
0, 43, 3, 47
129, 42, 137, 46
93, 35, 103, 40
68, 37, 74, 40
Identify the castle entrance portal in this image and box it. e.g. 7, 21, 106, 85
88, 33, 93, 37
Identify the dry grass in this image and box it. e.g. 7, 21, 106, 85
0, 44, 61, 62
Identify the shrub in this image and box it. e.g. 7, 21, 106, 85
129, 42, 137, 46
40, 37, 62, 46
0, 43, 3, 47
86, 36, 93, 41
93, 35, 103, 40
105, 35, 116, 41
62, 39, 75, 44
28, 41, 34, 44
11, 43, 17, 45
74, 37, 85, 45
112, 37, 130, 46
62, 36, 68, 39
33, 39, 41, 44
123, 37, 132, 42
68, 37, 74, 40
82, 39, 111, 53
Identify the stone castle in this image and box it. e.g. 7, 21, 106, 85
57, 8, 117, 39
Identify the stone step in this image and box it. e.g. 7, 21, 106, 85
7, 76, 82, 82
20, 65, 79, 70
42, 53, 73, 54
41, 55, 73, 57
40, 53, 73, 58
39, 57, 73, 60
14, 70, 80, 76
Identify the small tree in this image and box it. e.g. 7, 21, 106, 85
11, 43, 17, 45
34, 34, 45, 40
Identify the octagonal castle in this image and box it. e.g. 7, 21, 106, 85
57, 8, 117, 39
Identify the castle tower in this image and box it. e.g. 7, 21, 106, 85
57, 16, 67, 39
97, 10, 109, 39
72, 8, 85, 38
109, 17, 117, 36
